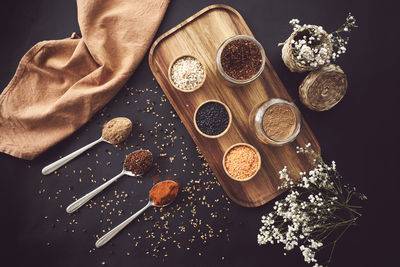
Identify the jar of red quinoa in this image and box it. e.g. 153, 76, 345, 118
216, 35, 266, 86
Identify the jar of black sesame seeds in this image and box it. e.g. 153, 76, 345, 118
194, 100, 232, 138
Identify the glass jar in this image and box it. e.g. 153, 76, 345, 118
216, 35, 266, 86
249, 98, 301, 145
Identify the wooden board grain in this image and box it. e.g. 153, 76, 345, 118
149, 5, 321, 207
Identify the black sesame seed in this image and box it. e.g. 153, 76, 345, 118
195, 102, 229, 136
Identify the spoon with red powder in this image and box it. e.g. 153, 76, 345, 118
66, 149, 153, 213
95, 180, 179, 248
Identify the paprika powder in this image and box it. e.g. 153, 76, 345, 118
150, 180, 179, 206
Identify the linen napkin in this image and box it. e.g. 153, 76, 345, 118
0, 0, 169, 160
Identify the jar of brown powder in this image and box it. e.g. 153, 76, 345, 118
216, 35, 265, 86
249, 98, 301, 145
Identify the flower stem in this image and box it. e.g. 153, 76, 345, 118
327, 222, 353, 266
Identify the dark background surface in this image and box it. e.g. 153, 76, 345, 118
0, 0, 398, 266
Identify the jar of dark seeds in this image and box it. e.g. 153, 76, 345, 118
216, 35, 266, 86
194, 100, 232, 138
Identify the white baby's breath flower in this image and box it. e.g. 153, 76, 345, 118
259, 143, 365, 266
289, 18, 300, 25
286, 13, 356, 67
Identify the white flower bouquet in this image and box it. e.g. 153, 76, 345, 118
280, 14, 357, 72
257, 144, 366, 266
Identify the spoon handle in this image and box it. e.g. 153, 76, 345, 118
66, 171, 125, 213
95, 201, 153, 248
42, 137, 104, 175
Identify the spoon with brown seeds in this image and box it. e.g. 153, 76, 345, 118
66, 149, 153, 213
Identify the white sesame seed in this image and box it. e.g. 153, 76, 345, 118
171, 56, 205, 91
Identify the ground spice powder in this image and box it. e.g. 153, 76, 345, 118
224, 145, 259, 180
262, 104, 296, 140
150, 180, 179, 206
124, 150, 153, 175
221, 39, 262, 80
102, 117, 132, 145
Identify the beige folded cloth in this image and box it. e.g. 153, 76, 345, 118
0, 0, 169, 160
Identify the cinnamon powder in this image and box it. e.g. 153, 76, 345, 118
262, 104, 296, 141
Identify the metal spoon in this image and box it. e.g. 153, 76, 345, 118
42, 137, 109, 175
66, 149, 152, 214
42, 117, 132, 175
95, 180, 178, 248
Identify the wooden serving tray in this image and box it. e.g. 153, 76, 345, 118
149, 5, 320, 207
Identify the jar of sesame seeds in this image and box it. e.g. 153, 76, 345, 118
168, 55, 206, 92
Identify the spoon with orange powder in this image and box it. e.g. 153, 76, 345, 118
95, 180, 179, 248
